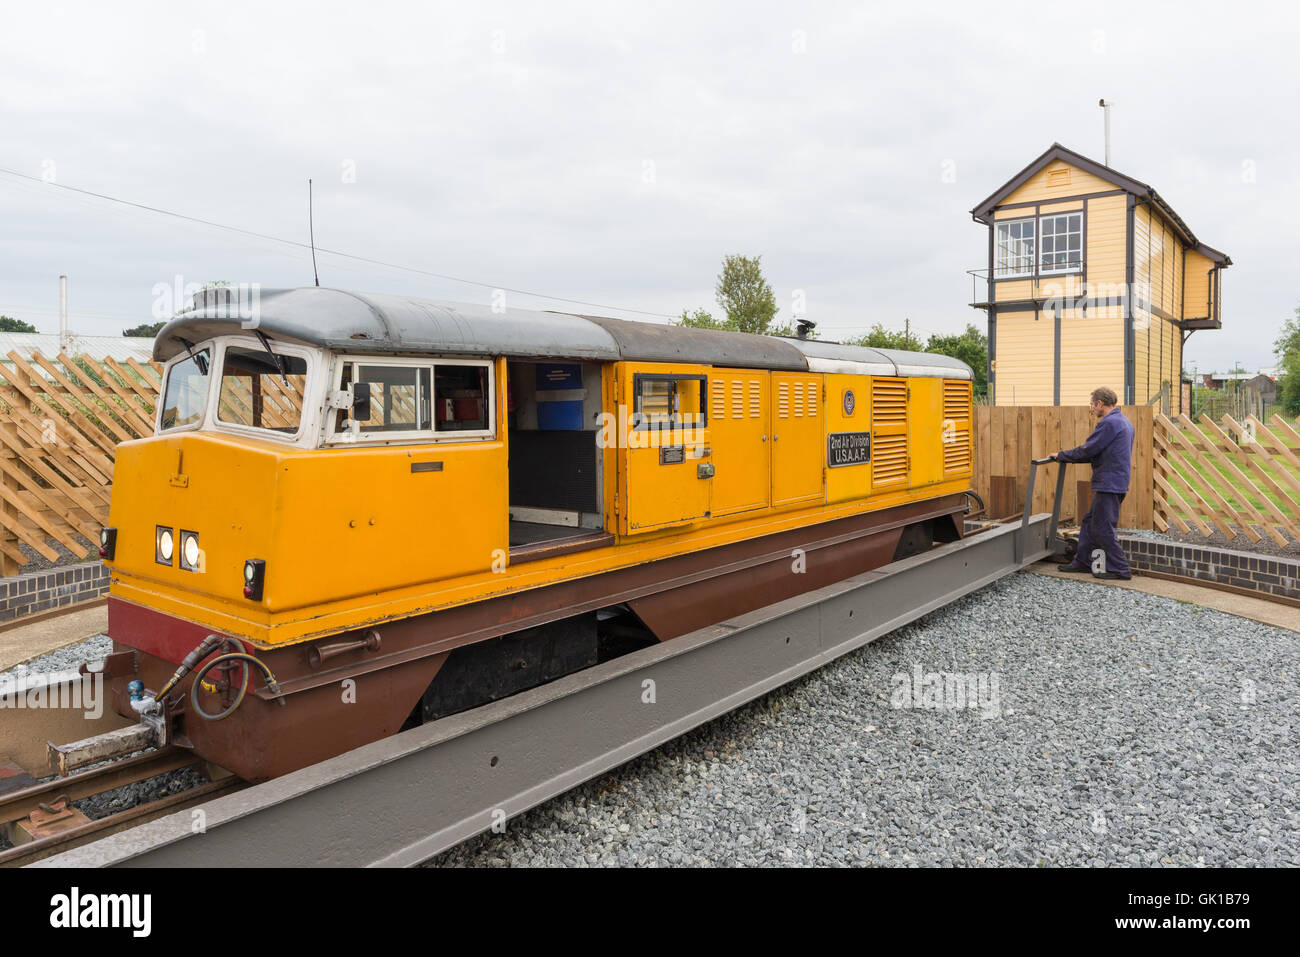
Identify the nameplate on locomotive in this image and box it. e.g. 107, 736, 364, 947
827, 432, 871, 467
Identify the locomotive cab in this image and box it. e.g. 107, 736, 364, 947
111, 328, 515, 635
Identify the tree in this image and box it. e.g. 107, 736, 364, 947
677, 307, 725, 330
0, 315, 37, 333
677, 255, 782, 335
1274, 309, 1300, 359
1274, 306, 1300, 415
1278, 352, 1300, 417
925, 323, 989, 401
715, 255, 777, 334
123, 321, 167, 338
848, 323, 924, 352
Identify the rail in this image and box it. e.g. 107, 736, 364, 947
0, 748, 242, 867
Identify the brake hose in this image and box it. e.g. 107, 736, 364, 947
153, 634, 284, 721
191, 652, 287, 720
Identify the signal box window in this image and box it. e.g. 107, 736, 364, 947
216, 347, 308, 435
633, 374, 706, 430
1039, 212, 1082, 273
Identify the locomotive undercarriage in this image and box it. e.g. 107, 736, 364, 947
106, 494, 966, 782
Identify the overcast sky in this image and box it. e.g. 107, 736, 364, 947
1, 1, 1296, 374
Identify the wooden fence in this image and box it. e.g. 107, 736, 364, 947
1154, 412, 1300, 546
6, 363, 1294, 577
972, 405, 1154, 529
0, 351, 161, 576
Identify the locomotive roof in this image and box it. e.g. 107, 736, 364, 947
155, 287, 972, 380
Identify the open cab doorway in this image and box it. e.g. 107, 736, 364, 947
505, 359, 613, 562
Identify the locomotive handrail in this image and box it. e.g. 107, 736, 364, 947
1017, 456, 1067, 565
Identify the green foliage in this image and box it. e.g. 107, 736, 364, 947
123, 321, 167, 338
714, 255, 777, 334
677, 308, 725, 330
677, 255, 781, 335
848, 323, 924, 352
1273, 306, 1300, 416
1278, 351, 1300, 417
0, 315, 38, 333
924, 323, 989, 401
846, 322, 988, 400
71, 355, 107, 389
1273, 309, 1300, 359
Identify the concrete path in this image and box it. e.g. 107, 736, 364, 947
0, 603, 109, 673
1028, 561, 1300, 634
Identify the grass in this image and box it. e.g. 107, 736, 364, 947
1158, 419, 1300, 530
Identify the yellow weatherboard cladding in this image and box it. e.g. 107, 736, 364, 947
108, 361, 973, 648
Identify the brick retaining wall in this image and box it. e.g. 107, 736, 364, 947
969, 522, 1300, 603
0, 562, 108, 622
1119, 536, 1300, 602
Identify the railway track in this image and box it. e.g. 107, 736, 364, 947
0, 747, 244, 867
34, 515, 1055, 867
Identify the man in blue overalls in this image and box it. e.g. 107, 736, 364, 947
1050, 386, 1136, 580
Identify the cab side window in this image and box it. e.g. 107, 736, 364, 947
434, 364, 489, 431
333, 359, 492, 441
353, 364, 431, 433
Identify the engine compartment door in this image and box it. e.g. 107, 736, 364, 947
616, 363, 712, 535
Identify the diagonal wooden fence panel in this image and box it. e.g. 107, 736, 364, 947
1153, 412, 1300, 546
0, 351, 162, 576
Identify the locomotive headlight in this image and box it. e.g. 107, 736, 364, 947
243, 559, 266, 601
99, 527, 117, 561
156, 526, 174, 566
180, 531, 201, 572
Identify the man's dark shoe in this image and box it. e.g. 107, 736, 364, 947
1093, 571, 1131, 580
1056, 562, 1089, 572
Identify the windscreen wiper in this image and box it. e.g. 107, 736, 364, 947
178, 337, 209, 375
254, 330, 290, 386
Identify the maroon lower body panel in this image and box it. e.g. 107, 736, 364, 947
107, 494, 964, 781
108, 604, 448, 782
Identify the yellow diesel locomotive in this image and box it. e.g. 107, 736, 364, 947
100, 288, 974, 781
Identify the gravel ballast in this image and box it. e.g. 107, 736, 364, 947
16, 540, 97, 573
432, 571, 1298, 867
0, 634, 112, 681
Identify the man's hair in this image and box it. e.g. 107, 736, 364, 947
1091, 386, 1119, 407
